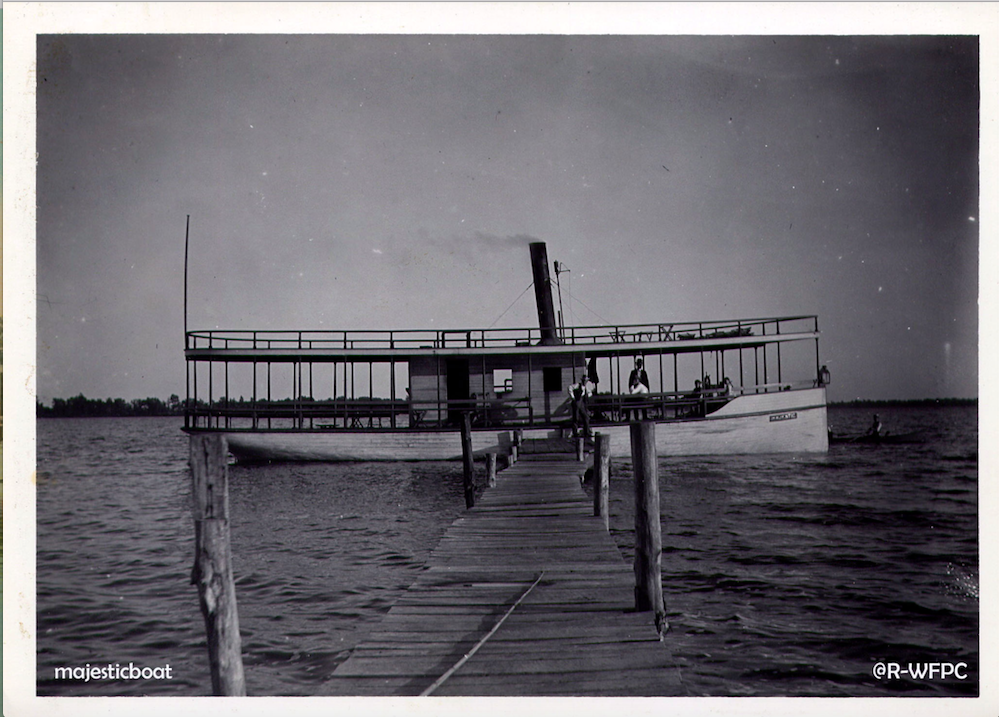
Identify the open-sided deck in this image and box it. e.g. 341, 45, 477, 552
321, 442, 683, 696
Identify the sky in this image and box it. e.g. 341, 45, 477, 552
33, 32, 980, 404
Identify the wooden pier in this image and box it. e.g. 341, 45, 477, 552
321, 438, 683, 697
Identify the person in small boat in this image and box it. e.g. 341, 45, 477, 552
568, 379, 593, 438
867, 414, 883, 437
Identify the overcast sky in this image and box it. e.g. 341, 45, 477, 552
34, 33, 979, 403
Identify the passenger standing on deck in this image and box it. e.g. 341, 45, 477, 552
628, 358, 650, 393
628, 370, 650, 420
689, 379, 704, 417
867, 414, 883, 437
568, 378, 593, 438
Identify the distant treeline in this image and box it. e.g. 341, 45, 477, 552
830, 398, 977, 408
38, 393, 977, 417
37, 394, 185, 417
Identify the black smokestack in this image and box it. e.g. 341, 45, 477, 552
529, 242, 561, 345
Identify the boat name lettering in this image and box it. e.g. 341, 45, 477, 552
769, 412, 798, 422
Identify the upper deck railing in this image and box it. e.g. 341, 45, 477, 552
186, 315, 819, 353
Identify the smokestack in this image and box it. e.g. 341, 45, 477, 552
529, 242, 562, 345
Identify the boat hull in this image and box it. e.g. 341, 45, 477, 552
219, 388, 828, 462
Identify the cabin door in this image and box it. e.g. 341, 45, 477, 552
446, 358, 470, 426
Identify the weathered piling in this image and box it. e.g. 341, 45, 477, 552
189, 434, 246, 696
629, 422, 665, 633
576, 436, 585, 462
509, 445, 518, 465
461, 413, 475, 508
487, 452, 498, 487
593, 432, 610, 531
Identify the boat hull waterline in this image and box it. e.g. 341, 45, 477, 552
221, 389, 828, 462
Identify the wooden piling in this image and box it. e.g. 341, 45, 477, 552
594, 432, 610, 531
461, 413, 475, 508
189, 434, 247, 696
629, 422, 665, 631
487, 452, 498, 487
576, 436, 585, 462
510, 445, 518, 465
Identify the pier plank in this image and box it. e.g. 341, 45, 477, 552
321, 446, 682, 696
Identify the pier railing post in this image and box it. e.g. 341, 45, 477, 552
461, 412, 475, 508
594, 432, 610, 531
629, 421, 666, 634
487, 452, 498, 487
189, 434, 247, 696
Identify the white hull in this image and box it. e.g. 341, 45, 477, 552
222, 388, 827, 462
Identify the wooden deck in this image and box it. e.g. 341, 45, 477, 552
321, 440, 684, 696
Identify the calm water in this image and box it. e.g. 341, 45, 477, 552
36, 406, 977, 696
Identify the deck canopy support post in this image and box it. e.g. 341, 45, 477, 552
762, 324, 769, 387
390, 359, 397, 428
208, 361, 213, 428
630, 421, 666, 635
815, 338, 821, 383
527, 355, 533, 426
754, 348, 759, 392
186, 357, 191, 430
190, 359, 197, 429
739, 348, 744, 392
189, 434, 246, 696
294, 361, 300, 429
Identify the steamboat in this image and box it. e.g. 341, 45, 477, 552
184, 243, 829, 461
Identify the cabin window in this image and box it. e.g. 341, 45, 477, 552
543, 366, 562, 392
493, 368, 513, 395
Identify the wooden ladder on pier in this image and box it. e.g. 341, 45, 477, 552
321, 442, 683, 697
